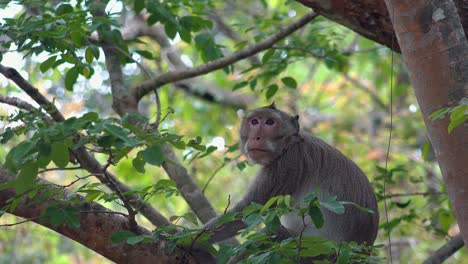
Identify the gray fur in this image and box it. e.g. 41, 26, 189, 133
205, 106, 379, 245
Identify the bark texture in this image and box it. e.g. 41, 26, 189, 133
0, 168, 197, 263
383, 0, 468, 247
297, 0, 468, 52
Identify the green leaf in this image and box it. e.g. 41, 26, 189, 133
40, 55, 57, 73
51, 142, 69, 168
132, 151, 146, 173
448, 104, 468, 133
104, 124, 129, 140
111, 231, 137, 244
215, 212, 238, 226
15, 162, 38, 194
143, 144, 165, 166
262, 196, 279, 212
134, 0, 145, 13
55, 3, 73, 15
233, 81, 248, 91
43, 206, 65, 227
70, 31, 84, 47
265, 84, 278, 100
320, 196, 345, 215
65, 67, 79, 91
308, 205, 324, 229
182, 212, 198, 225
164, 22, 177, 39
85, 47, 95, 64
127, 235, 145, 245
395, 200, 411, 208
262, 49, 275, 64
135, 50, 154, 59
337, 246, 351, 264
281, 77, 297, 89
298, 236, 335, 257
421, 141, 431, 161
85, 190, 101, 202
429, 107, 451, 121
63, 206, 80, 228
80, 112, 99, 122
236, 161, 246, 171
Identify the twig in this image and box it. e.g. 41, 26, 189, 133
0, 217, 40, 227
57, 175, 95, 188
133, 12, 319, 100
0, 65, 65, 122
201, 156, 238, 194
383, 191, 446, 199
38, 167, 82, 174
0, 95, 37, 112
101, 150, 138, 229
223, 195, 232, 215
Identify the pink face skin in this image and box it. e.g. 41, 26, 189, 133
244, 113, 281, 164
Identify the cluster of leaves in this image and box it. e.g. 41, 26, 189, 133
109, 192, 382, 263
0, 110, 216, 198
233, 20, 350, 100
430, 103, 468, 133
0, 2, 119, 90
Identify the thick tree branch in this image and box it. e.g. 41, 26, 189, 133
0, 168, 197, 263
423, 234, 465, 264
133, 12, 319, 101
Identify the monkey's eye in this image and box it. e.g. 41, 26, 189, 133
265, 119, 275, 125
251, 119, 259, 125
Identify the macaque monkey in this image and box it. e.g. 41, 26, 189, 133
204, 103, 379, 246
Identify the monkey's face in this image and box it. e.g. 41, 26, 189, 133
240, 107, 299, 165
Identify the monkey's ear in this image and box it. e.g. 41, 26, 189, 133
266, 102, 276, 109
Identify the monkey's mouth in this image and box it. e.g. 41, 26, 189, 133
247, 148, 270, 161
248, 148, 269, 153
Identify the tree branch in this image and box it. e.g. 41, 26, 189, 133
0, 167, 198, 263
161, 144, 218, 224
0, 65, 65, 122
342, 74, 388, 111
423, 234, 465, 264
122, 16, 256, 109
99, 12, 223, 227
132, 12, 319, 101
0, 64, 171, 227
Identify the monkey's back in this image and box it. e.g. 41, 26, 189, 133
283, 132, 379, 245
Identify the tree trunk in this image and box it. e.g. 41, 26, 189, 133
383, 0, 468, 246
297, 0, 468, 53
